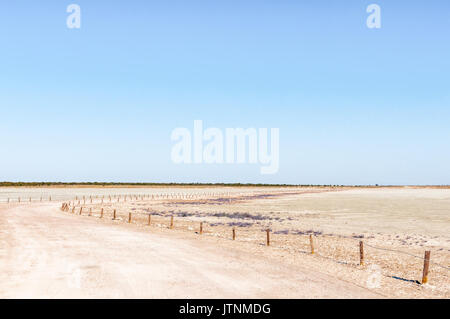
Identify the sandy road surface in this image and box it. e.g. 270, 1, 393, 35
0, 203, 379, 298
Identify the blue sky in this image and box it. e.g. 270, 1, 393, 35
0, 0, 449, 184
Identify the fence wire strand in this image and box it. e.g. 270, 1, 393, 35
363, 242, 450, 271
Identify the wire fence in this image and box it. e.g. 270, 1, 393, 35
0, 188, 330, 204
59, 197, 450, 291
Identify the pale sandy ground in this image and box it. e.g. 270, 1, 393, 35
0, 186, 449, 298
0, 203, 378, 298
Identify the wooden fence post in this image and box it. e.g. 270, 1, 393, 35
266, 229, 270, 246
148, 214, 151, 226
199, 222, 203, 235
359, 241, 365, 266
422, 251, 431, 284
170, 216, 174, 229
128, 212, 132, 223
309, 235, 315, 254
232, 228, 236, 240
113, 209, 116, 220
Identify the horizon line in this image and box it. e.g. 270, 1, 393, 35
1, 182, 449, 188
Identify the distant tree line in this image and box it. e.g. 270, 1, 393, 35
0, 182, 420, 187
0, 181, 311, 187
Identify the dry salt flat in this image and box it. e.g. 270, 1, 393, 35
1, 186, 449, 298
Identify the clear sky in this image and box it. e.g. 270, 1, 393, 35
1, 1, 449, 185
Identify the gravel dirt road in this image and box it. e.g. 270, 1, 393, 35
0, 203, 379, 298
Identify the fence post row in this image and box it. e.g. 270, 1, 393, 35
59, 197, 439, 286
